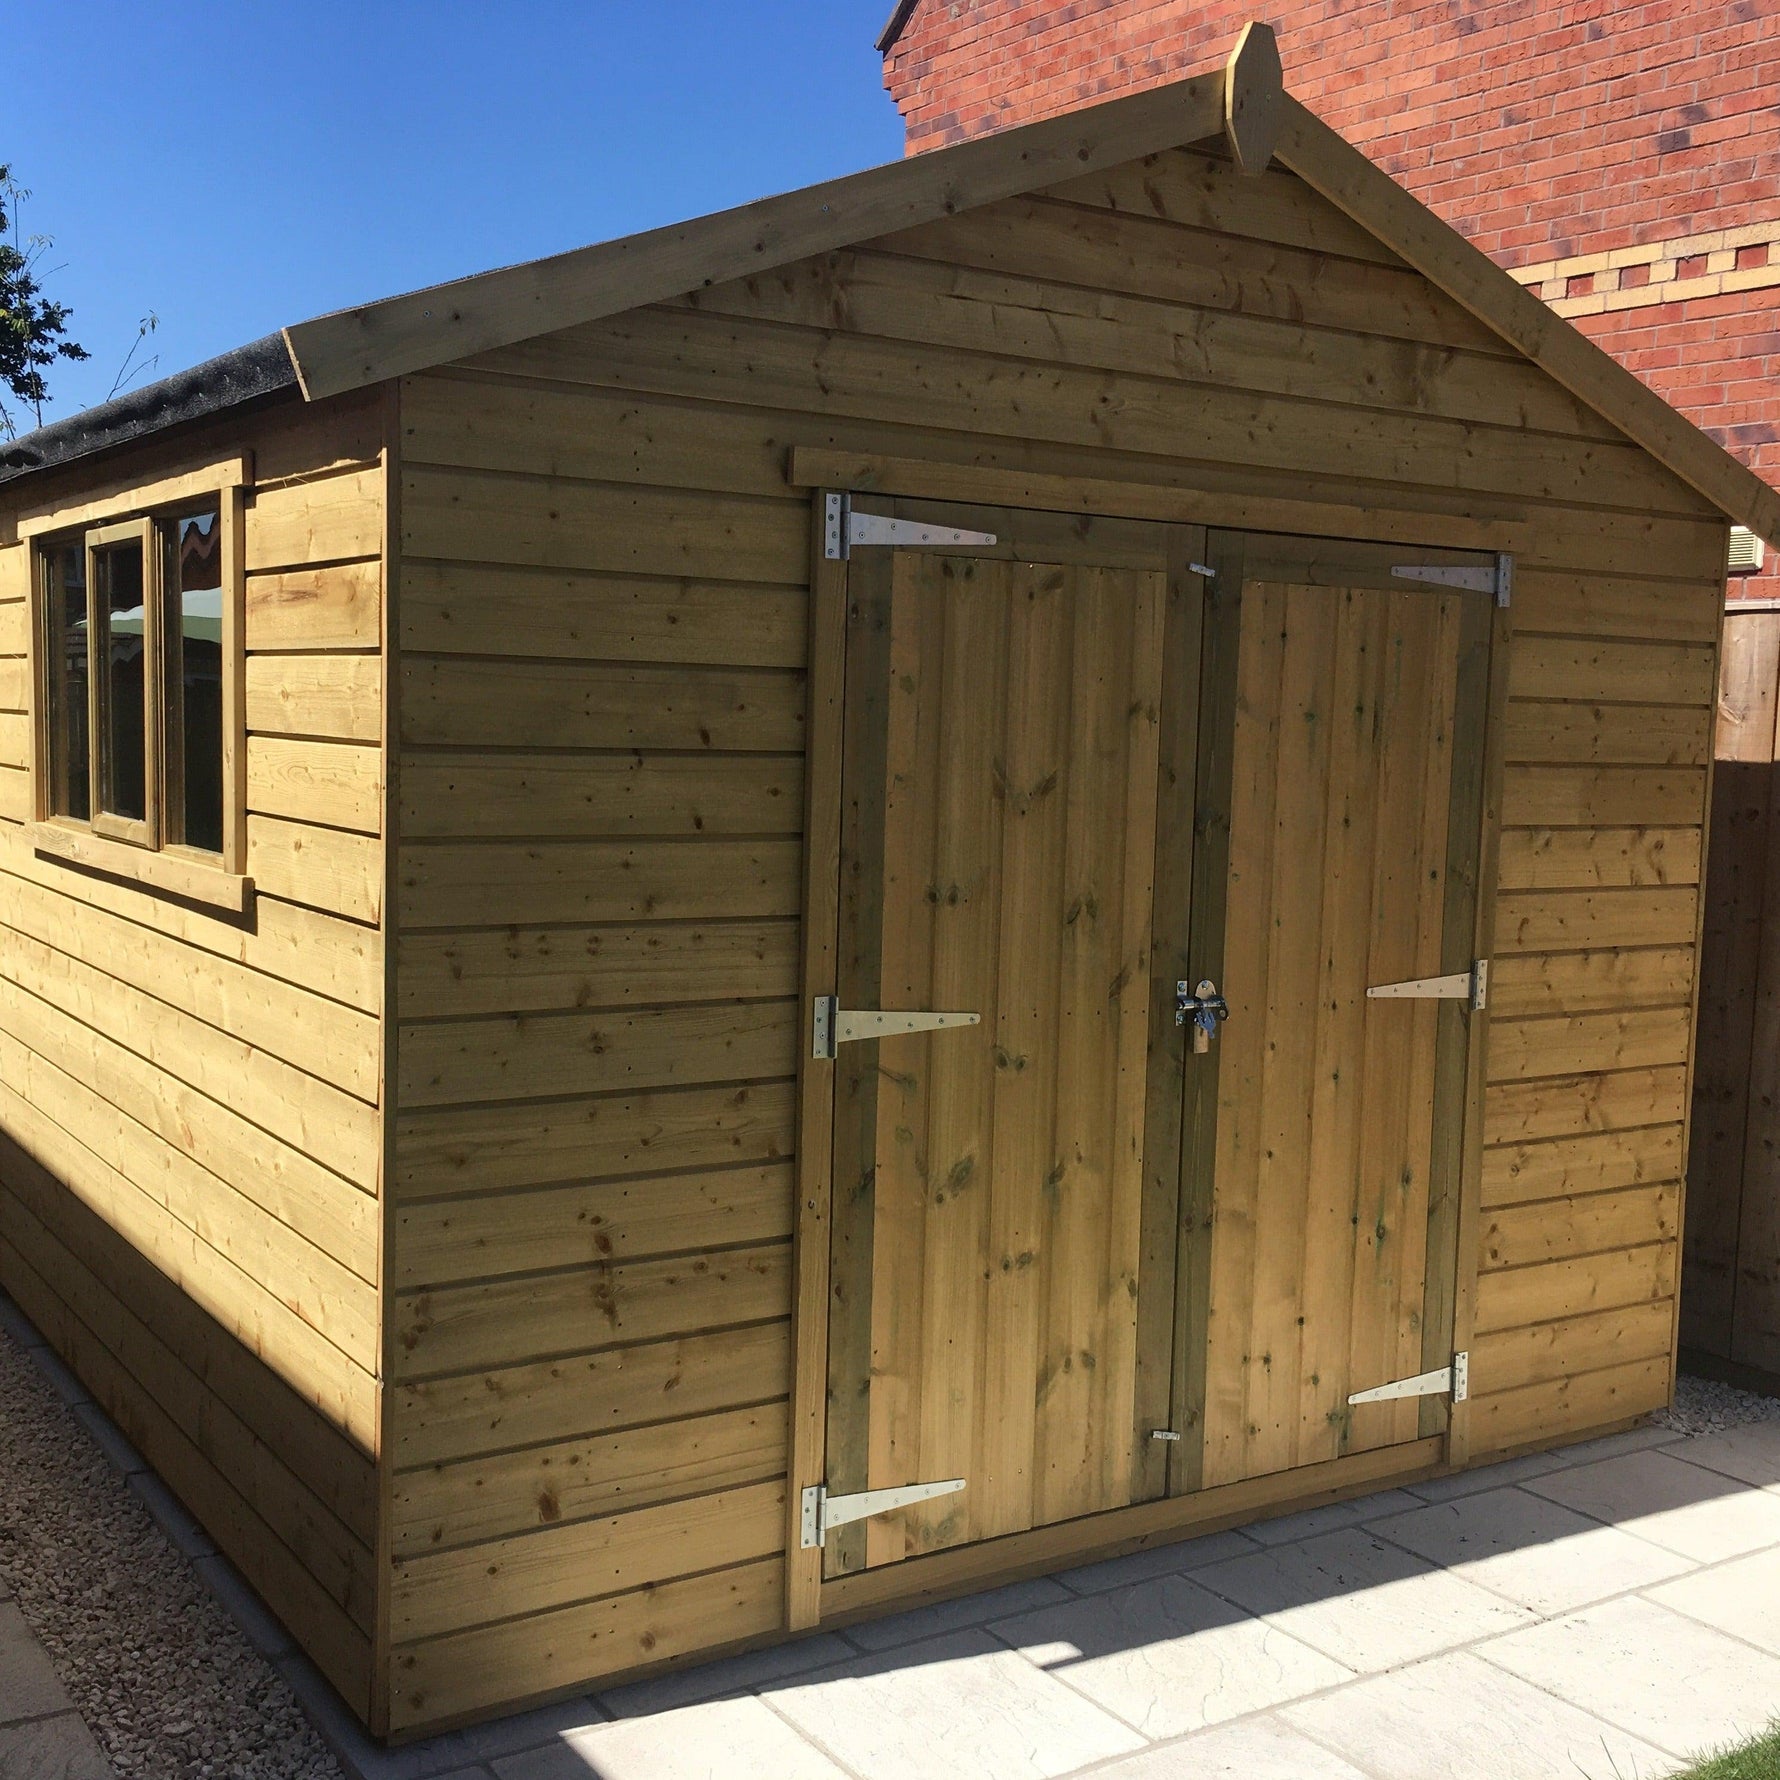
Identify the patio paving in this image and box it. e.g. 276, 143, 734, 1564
5, 1280, 1780, 1780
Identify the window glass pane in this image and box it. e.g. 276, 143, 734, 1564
163, 510, 223, 852
43, 543, 89, 820
94, 538, 148, 822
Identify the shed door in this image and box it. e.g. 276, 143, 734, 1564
1176, 533, 1494, 1493
821, 502, 1179, 1577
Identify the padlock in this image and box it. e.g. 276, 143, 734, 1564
1192, 1021, 1211, 1055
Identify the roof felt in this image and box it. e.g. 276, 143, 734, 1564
0, 334, 297, 488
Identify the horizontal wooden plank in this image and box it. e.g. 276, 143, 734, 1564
0, 1230, 375, 1716
391, 1320, 791, 1467
0, 827, 380, 1014
0, 1124, 375, 1539
395, 1078, 796, 1199
397, 561, 806, 668
0, 864, 379, 1102
392, 1242, 791, 1379
246, 467, 383, 571
0, 656, 26, 711
1469, 1300, 1676, 1398
1482, 1124, 1686, 1210
397, 919, 799, 1019
0, 606, 25, 661
2, 1034, 378, 1367
1480, 1183, 1680, 1272
397, 837, 801, 929
0, 1072, 379, 1447
245, 560, 381, 652
247, 814, 382, 925
1510, 569, 1722, 644
0, 906, 382, 1184
396, 1161, 794, 1287
1486, 1007, 1692, 1083
1499, 765, 1706, 828
390, 1401, 787, 1558
247, 737, 382, 834
0, 1191, 375, 1622
387, 1557, 783, 1733
1501, 701, 1711, 767
0, 710, 29, 771
245, 654, 382, 743
1485, 1065, 1688, 1146
1488, 948, 1694, 1019
399, 752, 802, 840
1473, 1239, 1677, 1334
0, 764, 28, 821
400, 658, 803, 752
0, 973, 377, 1283
397, 999, 797, 1108
391, 1479, 785, 1642
693, 243, 1614, 441
1494, 888, 1699, 953
1497, 827, 1701, 891
403, 465, 808, 585
1518, 510, 1730, 583
0, 548, 27, 602
1506, 636, 1717, 707
488, 305, 1687, 515
1467, 1355, 1671, 1457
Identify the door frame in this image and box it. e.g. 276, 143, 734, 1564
783, 482, 1515, 1630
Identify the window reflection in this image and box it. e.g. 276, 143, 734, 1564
44, 544, 90, 820
93, 538, 148, 823
164, 510, 224, 852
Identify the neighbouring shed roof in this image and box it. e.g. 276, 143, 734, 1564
0, 335, 296, 487
5, 24, 1778, 547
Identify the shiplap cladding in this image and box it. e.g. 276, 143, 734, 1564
382, 144, 1725, 1729
0, 392, 388, 1719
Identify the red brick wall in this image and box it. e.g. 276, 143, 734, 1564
885, 0, 1780, 593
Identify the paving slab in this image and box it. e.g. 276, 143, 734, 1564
459, 1696, 607, 1761
991, 1569, 1351, 1738
763, 1626, 1145, 1780
1548, 1425, 1686, 1465
1402, 1448, 1571, 1503
1477, 1593, 1780, 1760
1246, 1488, 1422, 1546
840, 1573, 1073, 1652
496, 1694, 849, 1780
0, 1713, 118, 1780
1665, 1420, 1780, 1493
1053, 1527, 1259, 1595
1195, 1525, 1533, 1672
1367, 1483, 1692, 1613
1646, 1544, 1780, 1656
1091, 1712, 1374, 1778
599, 1633, 853, 1718
1527, 1447, 1780, 1563
0, 1599, 75, 1723
1283, 1648, 1672, 1780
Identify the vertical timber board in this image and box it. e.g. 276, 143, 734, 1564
1170, 533, 1246, 1496
823, 546, 893, 1579
1684, 610, 1777, 1355
1419, 590, 1493, 1439
787, 496, 846, 1627
1132, 531, 1207, 1497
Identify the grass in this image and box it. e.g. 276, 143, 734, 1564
1669, 1724, 1780, 1780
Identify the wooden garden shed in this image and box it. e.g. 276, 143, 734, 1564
0, 25, 1775, 1740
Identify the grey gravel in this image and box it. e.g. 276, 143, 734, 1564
0, 1312, 344, 1780
1656, 1368, 1780, 1437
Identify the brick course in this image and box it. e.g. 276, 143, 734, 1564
884, 0, 1780, 593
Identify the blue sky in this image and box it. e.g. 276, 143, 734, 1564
5, 2, 904, 431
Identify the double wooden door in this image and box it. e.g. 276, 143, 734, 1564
814, 501, 1494, 1579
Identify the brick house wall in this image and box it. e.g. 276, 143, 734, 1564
882, 0, 1780, 596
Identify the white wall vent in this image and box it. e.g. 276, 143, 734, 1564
1730, 526, 1766, 574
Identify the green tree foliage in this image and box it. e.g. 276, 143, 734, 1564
0, 165, 89, 438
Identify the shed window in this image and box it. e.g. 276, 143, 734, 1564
36, 503, 228, 857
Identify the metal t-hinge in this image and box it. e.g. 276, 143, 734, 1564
800, 1478, 966, 1548
1366, 960, 1488, 1011
823, 491, 997, 560
812, 995, 980, 1059
1391, 552, 1514, 607
1348, 1352, 1469, 1406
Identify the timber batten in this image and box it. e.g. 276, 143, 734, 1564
0, 33, 1755, 1739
